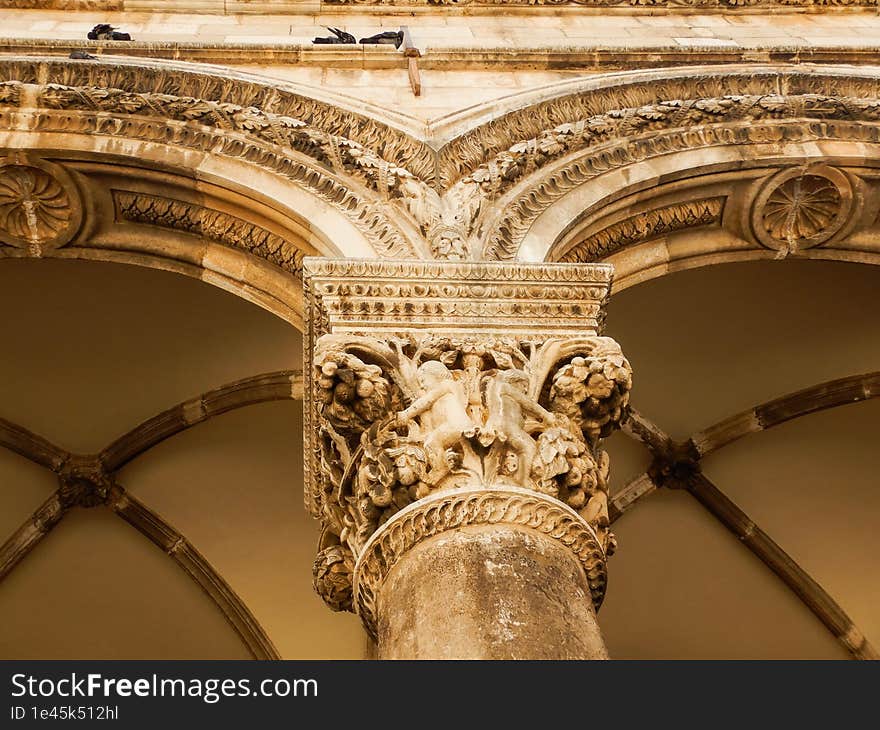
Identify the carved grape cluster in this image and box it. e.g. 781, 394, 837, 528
315, 351, 396, 436
313, 544, 355, 613
354, 426, 429, 550
549, 344, 632, 443
532, 424, 599, 505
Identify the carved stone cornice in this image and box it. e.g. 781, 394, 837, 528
305, 259, 631, 625
437, 70, 880, 185
7, 60, 880, 262
114, 191, 307, 277
329, 0, 869, 5
305, 258, 614, 337
353, 486, 607, 641
0, 59, 431, 179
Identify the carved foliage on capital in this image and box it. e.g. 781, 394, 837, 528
311, 332, 631, 611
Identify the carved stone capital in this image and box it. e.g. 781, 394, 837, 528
304, 259, 631, 619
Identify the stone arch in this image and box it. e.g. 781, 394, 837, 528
416, 64, 880, 267
524, 141, 880, 291
0, 56, 435, 324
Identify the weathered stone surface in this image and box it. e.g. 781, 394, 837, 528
377, 523, 608, 660
304, 258, 628, 658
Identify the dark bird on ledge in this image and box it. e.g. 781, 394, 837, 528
69, 51, 97, 59
359, 30, 404, 49
87, 24, 132, 41
313, 27, 356, 45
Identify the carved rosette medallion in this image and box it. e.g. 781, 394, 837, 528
304, 259, 631, 631
751, 166, 853, 253
0, 157, 83, 254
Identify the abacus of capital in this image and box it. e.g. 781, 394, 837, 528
304, 259, 632, 659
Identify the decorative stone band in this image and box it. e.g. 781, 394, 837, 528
114, 191, 306, 277
303, 257, 614, 337
353, 485, 607, 642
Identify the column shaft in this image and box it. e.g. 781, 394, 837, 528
376, 524, 608, 660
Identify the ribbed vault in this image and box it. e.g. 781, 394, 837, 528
0, 370, 304, 659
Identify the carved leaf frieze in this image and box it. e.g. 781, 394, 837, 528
0, 76, 423, 260
6, 61, 880, 262
114, 191, 308, 276
560, 198, 725, 263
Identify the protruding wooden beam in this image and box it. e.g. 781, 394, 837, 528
686, 472, 878, 661
102, 370, 303, 471
109, 486, 280, 660
401, 26, 421, 97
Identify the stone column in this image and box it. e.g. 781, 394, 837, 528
304, 259, 631, 660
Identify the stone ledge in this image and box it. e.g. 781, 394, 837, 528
6, 0, 880, 13
4, 38, 880, 69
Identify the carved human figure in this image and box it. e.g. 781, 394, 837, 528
429, 226, 470, 260
396, 360, 476, 485
501, 450, 519, 477
483, 369, 556, 484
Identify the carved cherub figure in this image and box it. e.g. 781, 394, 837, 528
482, 369, 556, 484
395, 360, 476, 485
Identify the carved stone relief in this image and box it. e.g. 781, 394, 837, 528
0, 157, 83, 255
0, 61, 880, 261
556, 163, 869, 265
4, 61, 880, 264
114, 192, 307, 277
749, 166, 855, 255
304, 259, 631, 636
560, 198, 725, 263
